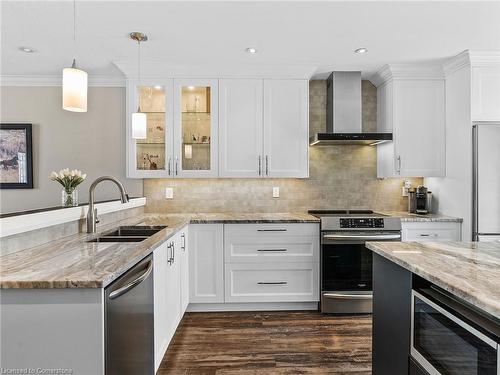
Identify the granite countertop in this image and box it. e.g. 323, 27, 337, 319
0, 212, 319, 289
380, 211, 463, 222
366, 241, 500, 319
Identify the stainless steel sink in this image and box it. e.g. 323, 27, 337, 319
87, 236, 147, 243
87, 225, 167, 243
103, 226, 167, 237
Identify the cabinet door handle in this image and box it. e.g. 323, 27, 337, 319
265, 155, 269, 176
257, 281, 287, 285
181, 233, 186, 251
168, 157, 172, 175
258, 155, 262, 176
419, 233, 438, 238
396, 155, 402, 173
257, 249, 287, 252
175, 157, 179, 176
171, 241, 175, 263
167, 243, 172, 265
257, 229, 287, 232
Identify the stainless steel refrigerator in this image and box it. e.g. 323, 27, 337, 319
472, 122, 500, 242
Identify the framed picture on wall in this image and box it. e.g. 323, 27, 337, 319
0, 123, 33, 189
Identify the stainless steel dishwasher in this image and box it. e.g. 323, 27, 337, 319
105, 254, 154, 375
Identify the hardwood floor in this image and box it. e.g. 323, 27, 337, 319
157, 311, 372, 374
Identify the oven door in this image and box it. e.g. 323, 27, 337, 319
411, 290, 499, 375
321, 231, 401, 314
321, 231, 401, 291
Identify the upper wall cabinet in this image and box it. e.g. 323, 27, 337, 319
219, 79, 264, 178
373, 66, 446, 177
219, 79, 309, 178
263, 80, 309, 178
128, 77, 309, 179
126, 80, 174, 178
471, 65, 500, 121
173, 79, 219, 178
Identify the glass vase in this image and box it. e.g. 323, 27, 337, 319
62, 188, 78, 207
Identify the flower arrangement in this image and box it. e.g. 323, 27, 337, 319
49, 168, 87, 207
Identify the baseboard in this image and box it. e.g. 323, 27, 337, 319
186, 302, 319, 312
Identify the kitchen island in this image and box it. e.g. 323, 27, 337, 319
0, 212, 319, 374
366, 240, 500, 375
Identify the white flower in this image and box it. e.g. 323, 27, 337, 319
81, 173, 87, 180
49, 171, 58, 180
76, 170, 82, 177
59, 172, 65, 179
70, 170, 76, 177
63, 168, 71, 177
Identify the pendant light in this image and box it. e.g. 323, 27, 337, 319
63, 0, 88, 112
130, 32, 148, 139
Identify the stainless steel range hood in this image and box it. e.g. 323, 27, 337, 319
310, 71, 392, 146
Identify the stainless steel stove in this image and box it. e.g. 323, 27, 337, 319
309, 210, 401, 314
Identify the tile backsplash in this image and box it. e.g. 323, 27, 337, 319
144, 80, 422, 213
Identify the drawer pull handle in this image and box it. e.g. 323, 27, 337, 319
257, 249, 287, 252
257, 229, 287, 232
419, 233, 438, 237
257, 281, 287, 285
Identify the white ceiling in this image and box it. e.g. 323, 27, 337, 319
1, 1, 500, 81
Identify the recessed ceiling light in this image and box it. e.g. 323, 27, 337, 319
187, 86, 195, 90
354, 48, 368, 54
19, 46, 36, 53
154, 85, 162, 90
245, 47, 257, 54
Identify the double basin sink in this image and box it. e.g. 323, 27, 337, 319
87, 225, 167, 243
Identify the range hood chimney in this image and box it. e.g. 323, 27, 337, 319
309, 71, 392, 146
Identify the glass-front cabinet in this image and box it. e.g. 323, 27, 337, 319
127, 79, 218, 178
127, 80, 174, 178
173, 79, 219, 178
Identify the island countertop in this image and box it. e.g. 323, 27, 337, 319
0, 212, 319, 289
366, 241, 500, 320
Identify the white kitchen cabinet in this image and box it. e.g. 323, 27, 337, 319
225, 262, 319, 303
153, 231, 187, 371
153, 242, 169, 371
189, 224, 224, 303
374, 67, 446, 177
179, 228, 190, 313
219, 79, 264, 177
471, 65, 500, 121
263, 79, 309, 178
126, 79, 174, 178
173, 78, 219, 178
401, 221, 461, 242
224, 223, 319, 263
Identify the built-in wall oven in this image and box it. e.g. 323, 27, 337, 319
309, 210, 401, 314
411, 287, 500, 375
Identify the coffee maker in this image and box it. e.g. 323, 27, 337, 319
408, 185, 432, 214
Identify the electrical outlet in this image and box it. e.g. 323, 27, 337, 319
402, 180, 412, 197
165, 187, 173, 199
273, 187, 280, 198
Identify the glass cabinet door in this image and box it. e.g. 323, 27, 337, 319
127, 80, 173, 178
173, 79, 218, 177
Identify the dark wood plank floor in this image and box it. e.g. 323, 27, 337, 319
157, 311, 372, 374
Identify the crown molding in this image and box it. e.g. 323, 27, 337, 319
370, 63, 444, 87
113, 60, 317, 80
0, 74, 125, 87
442, 50, 500, 76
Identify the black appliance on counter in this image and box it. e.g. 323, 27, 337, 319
309, 210, 401, 314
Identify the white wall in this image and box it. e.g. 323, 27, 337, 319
0, 86, 143, 214
425, 66, 472, 240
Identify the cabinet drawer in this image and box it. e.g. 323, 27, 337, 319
224, 263, 319, 303
224, 223, 319, 263
402, 222, 461, 242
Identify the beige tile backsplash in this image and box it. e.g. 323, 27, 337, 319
144, 80, 422, 213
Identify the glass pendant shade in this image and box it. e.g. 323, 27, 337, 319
62, 61, 88, 112
132, 111, 147, 139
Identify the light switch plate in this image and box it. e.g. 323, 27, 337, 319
273, 187, 280, 198
165, 187, 174, 199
